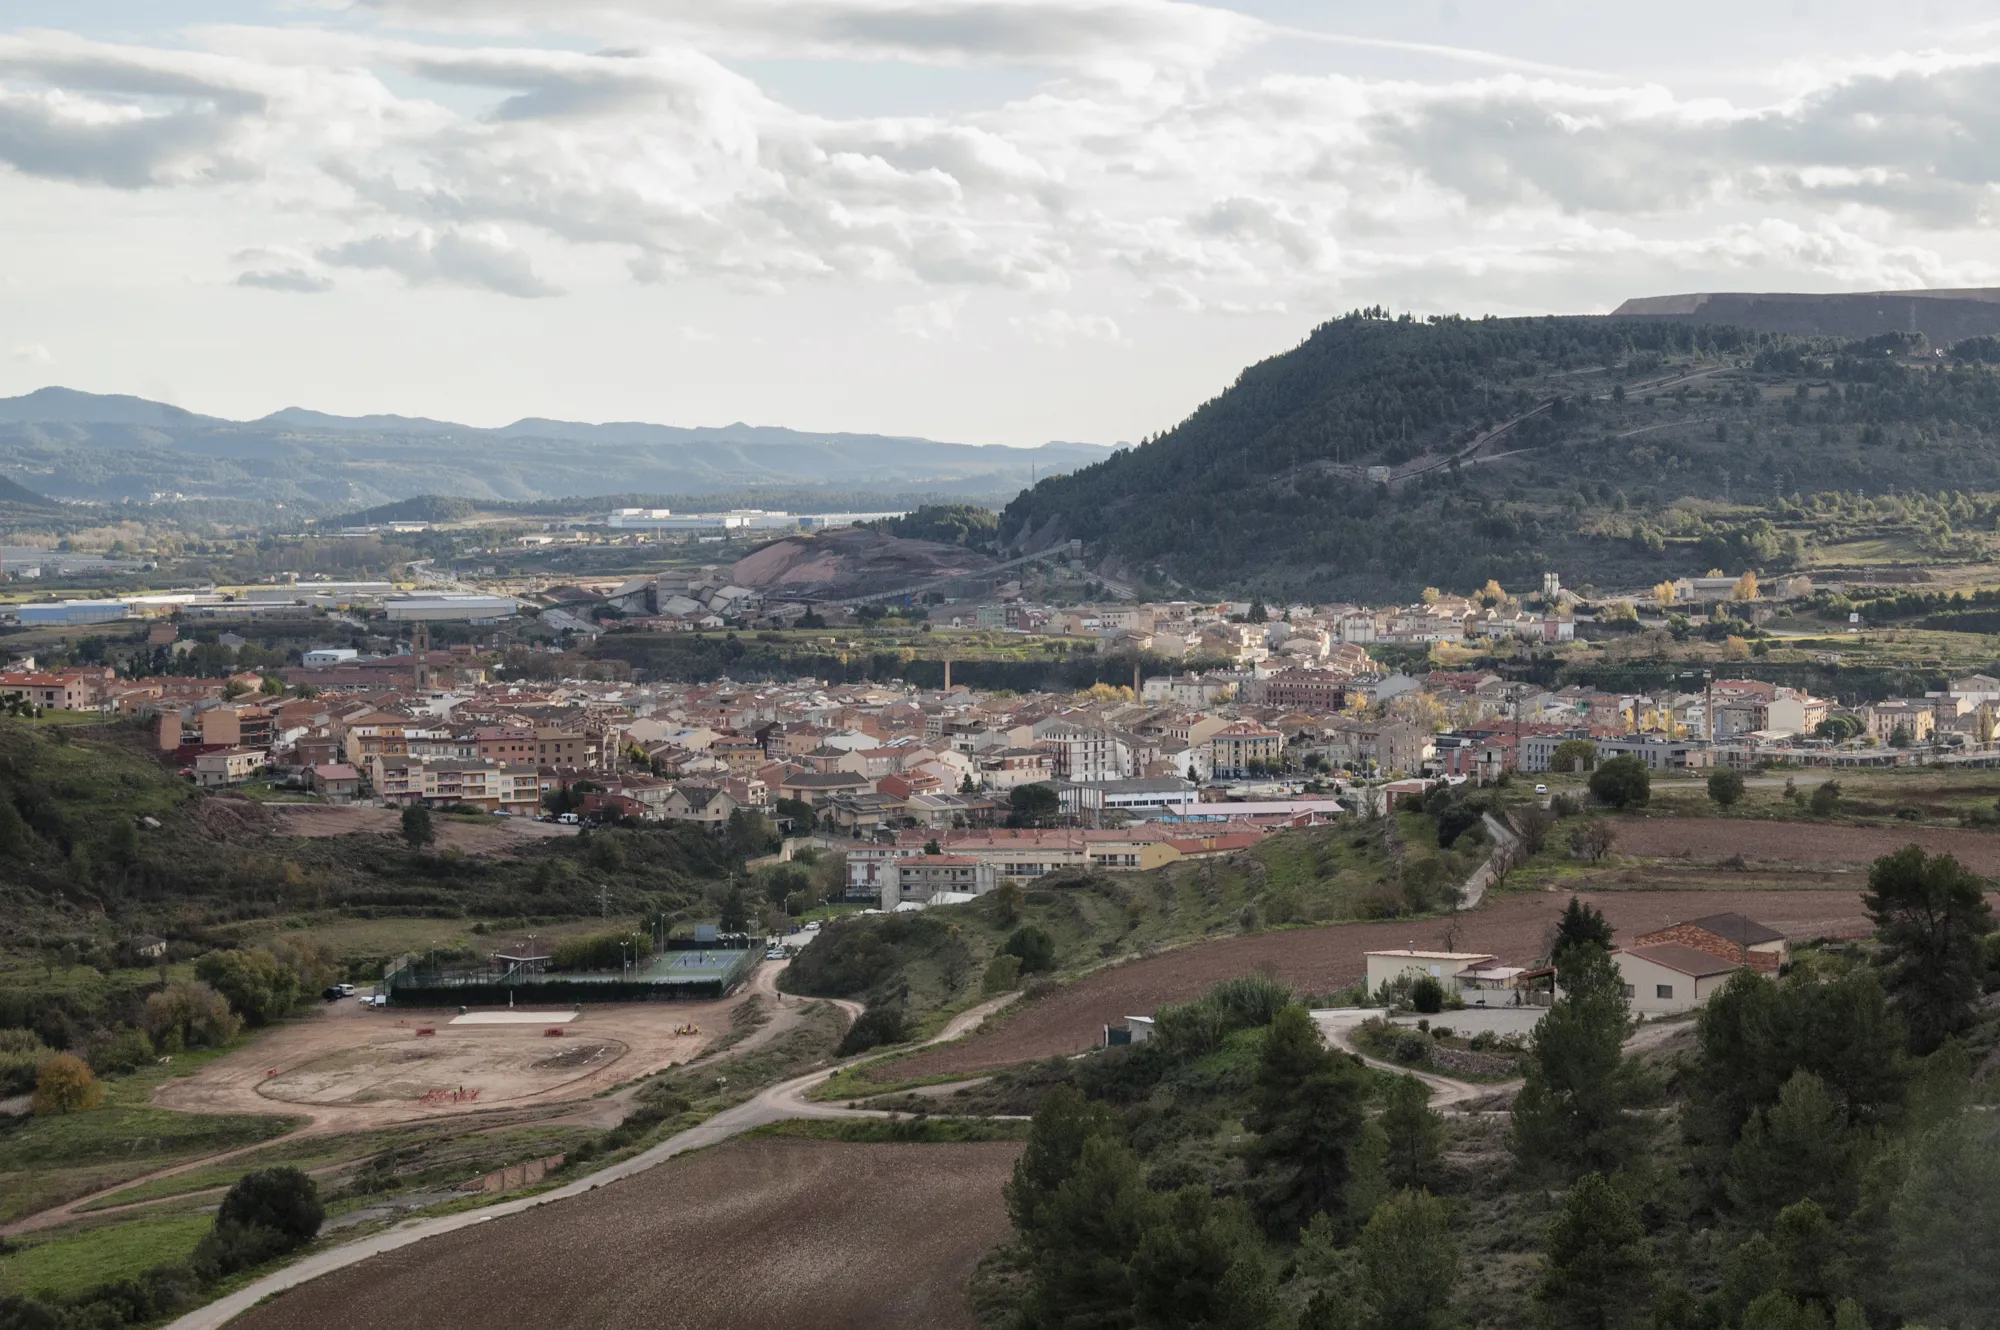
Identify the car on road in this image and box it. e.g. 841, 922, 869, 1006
1534, 784, 1548, 795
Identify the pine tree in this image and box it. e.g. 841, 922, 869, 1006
1380, 1075, 1443, 1192
1246, 1005, 1371, 1229
1511, 944, 1644, 1178
1727, 1072, 1861, 1224
1533, 1173, 1653, 1330
1863, 845, 1995, 1053
1358, 1190, 1458, 1330
1129, 1187, 1285, 1330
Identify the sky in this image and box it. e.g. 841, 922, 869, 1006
4, 2, 2000, 444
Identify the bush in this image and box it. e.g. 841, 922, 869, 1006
83, 1025, 152, 1077
1810, 780, 1843, 817
837, 1000, 909, 1056
0, 1028, 53, 1096
1708, 769, 1745, 808
32, 1053, 102, 1115
1004, 925, 1058, 974
194, 949, 299, 1026
143, 979, 242, 1052
1588, 756, 1651, 809
982, 954, 1023, 995
1409, 976, 1445, 1014
216, 1167, 323, 1247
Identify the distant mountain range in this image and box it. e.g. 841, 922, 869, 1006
0, 388, 1114, 512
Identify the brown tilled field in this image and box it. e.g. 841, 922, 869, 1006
878, 889, 1872, 1082
230, 1138, 1019, 1330
1610, 817, 2000, 874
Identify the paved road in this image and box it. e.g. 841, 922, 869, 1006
162, 989, 1014, 1330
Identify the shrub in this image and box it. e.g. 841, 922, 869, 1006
0, 1028, 53, 1096
194, 949, 299, 1026
143, 980, 241, 1051
1004, 925, 1058, 974
83, 1025, 152, 1077
216, 1167, 323, 1246
1708, 769, 1745, 808
1588, 756, 1651, 809
1810, 781, 1843, 817
32, 1054, 102, 1115
1409, 976, 1445, 1014
837, 1000, 909, 1056
982, 953, 1023, 995
1569, 821, 1616, 863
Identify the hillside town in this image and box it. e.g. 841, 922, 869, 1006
5, 573, 1996, 918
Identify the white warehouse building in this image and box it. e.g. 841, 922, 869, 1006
383, 594, 519, 622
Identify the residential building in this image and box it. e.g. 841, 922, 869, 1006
1363, 950, 1498, 999
194, 748, 267, 788
1632, 914, 1788, 974
1207, 721, 1283, 777
879, 855, 998, 908
1612, 944, 1742, 1016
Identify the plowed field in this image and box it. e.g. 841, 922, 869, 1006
1610, 817, 2000, 873
878, 888, 1870, 1082
229, 1138, 1018, 1330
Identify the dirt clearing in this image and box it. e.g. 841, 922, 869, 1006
269, 805, 576, 854
1611, 817, 2000, 874
879, 888, 1870, 1082
230, 1138, 1019, 1330
154, 998, 734, 1135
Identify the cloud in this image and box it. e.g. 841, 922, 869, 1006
318, 227, 561, 297
238, 268, 334, 293
9, 18, 2000, 327
9, 343, 52, 364
343, 0, 1262, 74
892, 293, 966, 339
1013, 308, 1122, 346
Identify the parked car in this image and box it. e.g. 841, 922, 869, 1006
1534, 784, 1548, 795
322, 986, 345, 1002
336, 982, 356, 996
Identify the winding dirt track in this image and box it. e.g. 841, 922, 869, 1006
878, 888, 1872, 1082
228, 1139, 1019, 1330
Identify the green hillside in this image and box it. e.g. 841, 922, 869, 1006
999, 313, 2000, 600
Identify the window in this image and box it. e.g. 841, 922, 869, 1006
1656, 984, 1674, 1000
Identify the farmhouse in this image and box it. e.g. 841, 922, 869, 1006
1632, 912, 1788, 974
1363, 949, 1498, 999
1612, 943, 1742, 1016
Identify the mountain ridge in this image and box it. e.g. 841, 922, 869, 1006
0, 388, 1115, 511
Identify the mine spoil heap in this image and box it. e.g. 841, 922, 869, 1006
729, 527, 994, 601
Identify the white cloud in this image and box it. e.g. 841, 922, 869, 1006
343, 0, 1262, 75
893, 294, 966, 339
1013, 307, 1123, 346
9, 342, 52, 364
319, 226, 561, 298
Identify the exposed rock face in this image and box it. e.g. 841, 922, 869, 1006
1612, 288, 2000, 341
730, 527, 994, 601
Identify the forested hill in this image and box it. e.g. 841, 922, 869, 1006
998, 313, 2000, 601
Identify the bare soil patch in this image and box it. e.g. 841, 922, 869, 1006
154, 999, 732, 1136
881, 889, 1869, 1082
269, 805, 576, 854
231, 1138, 1019, 1330
1611, 817, 2000, 874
